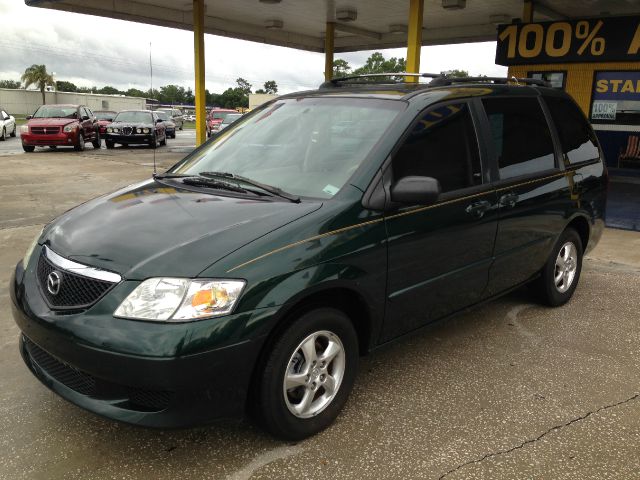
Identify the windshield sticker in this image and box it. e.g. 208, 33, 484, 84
323, 184, 340, 196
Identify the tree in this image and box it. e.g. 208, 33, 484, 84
352, 52, 406, 75
77, 86, 98, 94
332, 59, 351, 78
443, 69, 469, 78
98, 85, 122, 95
236, 78, 252, 96
0, 79, 21, 89
125, 88, 146, 98
21, 64, 54, 105
255, 89, 266, 94
263, 80, 278, 94
56, 80, 77, 92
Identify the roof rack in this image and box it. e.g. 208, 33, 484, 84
319, 72, 443, 88
319, 73, 551, 89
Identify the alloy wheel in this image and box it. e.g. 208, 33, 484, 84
283, 330, 346, 419
554, 241, 578, 293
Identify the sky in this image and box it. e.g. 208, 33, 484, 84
0, 0, 507, 95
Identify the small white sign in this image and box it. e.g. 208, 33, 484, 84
591, 101, 617, 121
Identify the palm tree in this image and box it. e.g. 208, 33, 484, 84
21, 64, 54, 105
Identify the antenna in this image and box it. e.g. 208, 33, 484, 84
150, 41, 157, 175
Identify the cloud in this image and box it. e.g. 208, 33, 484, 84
0, 1, 505, 94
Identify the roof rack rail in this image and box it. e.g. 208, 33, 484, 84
427, 76, 552, 88
319, 72, 552, 89
319, 72, 443, 88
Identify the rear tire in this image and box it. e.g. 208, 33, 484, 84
533, 228, 583, 307
253, 307, 358, 440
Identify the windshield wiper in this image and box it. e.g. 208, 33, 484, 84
180, 177, 249, 193
199, 171, 301, 203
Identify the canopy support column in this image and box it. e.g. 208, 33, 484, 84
523, 0, 534, 22
324, 22, 335, 81
406, 0, 424, 83
193, 0, 206, 146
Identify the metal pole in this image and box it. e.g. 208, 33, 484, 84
193, 0, 206, 146
406, 0, 424, 83
324, 22, 335, 81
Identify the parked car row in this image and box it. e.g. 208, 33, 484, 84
18, 104, 178, 152
206, 108, 243, 137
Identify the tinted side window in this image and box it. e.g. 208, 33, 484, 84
483, 97, 556, 180
392, 103, 481, 193
544, 96, 600, 165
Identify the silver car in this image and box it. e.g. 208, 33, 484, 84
218, 112, 243, 131
0, 108, 17, 141
157, 108, 184, 130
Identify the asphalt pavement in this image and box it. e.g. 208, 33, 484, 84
1, 144, 639, 480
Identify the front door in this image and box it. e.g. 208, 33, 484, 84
381, 101, 498, 342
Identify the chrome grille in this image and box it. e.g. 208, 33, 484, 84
36, 247, 120, 311
122, 126, 133, 135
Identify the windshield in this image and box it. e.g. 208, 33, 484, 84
156, 112, 170, 121
222, 114, 242, 124
173, 97, 403, 199
95, 111, 116, 120
33, 106, 77, 119
114, 111, 153, 123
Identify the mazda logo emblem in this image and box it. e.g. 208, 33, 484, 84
47, 271, 62, 295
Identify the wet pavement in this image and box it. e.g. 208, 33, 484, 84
1, 146, 639, 479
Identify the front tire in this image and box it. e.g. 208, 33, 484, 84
92, 132, 101, 149
10, 124, 16, 137
105, 140, 114, 149
534, 228, 583, 307
74, 133, 85, 151
0, 127, 5, 141
254, 308, 358, 440
22, 144, 35, 152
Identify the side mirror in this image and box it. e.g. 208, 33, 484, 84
26, 115, 32, 120
390, 176, 441, 205
156, 118, 163, 123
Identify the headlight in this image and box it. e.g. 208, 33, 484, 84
63, 123, 78, 132
23, 227, 44, 268
136, 128, 142, 133
113, 128, 119, 133
106, 127, 113, 133
114, 278, 246, 322
142, 128, 150, 134
20, 125, 29, 134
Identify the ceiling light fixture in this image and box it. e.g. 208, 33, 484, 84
336, 7, 357, 22
442, 0, 466, 10
388, 24, 408, 34
264, 19, 284, 29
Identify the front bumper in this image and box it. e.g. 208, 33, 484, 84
21, 131, 77, 146
11, 260, 274, 427
105, 133, 154, 145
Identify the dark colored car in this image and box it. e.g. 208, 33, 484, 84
155, 111, 176, 139
156, 108, 184, 130
94, 110, 117, 137
206, 108, 237, 137
12, 76, 606, 440
20, 104, 100, 152
104, 110, 166, 149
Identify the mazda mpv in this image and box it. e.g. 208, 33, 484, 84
11, 75, 607, 440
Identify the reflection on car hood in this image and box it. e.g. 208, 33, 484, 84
42, 179, 322, 279
27, 118, 76, 127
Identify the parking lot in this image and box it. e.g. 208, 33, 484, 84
1, 141, 639, 479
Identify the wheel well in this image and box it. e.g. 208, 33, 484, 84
567, 216, 590, 251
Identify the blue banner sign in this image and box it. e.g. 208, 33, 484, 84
594, 71, 640, 101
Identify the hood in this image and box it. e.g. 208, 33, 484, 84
43, 179, 321, 279
27, 118, 77, 127
97, 120, 112, 126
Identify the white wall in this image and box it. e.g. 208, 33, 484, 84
0, 89, 146, 116
249, 93, 278, 110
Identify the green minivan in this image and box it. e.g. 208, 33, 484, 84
11, 76, 607, 440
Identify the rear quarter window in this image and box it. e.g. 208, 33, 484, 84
483, 97, 556, 180
544, 96, 600, 165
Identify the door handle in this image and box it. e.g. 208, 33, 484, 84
499, 192, 519, 208
465, 200, 492, 218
